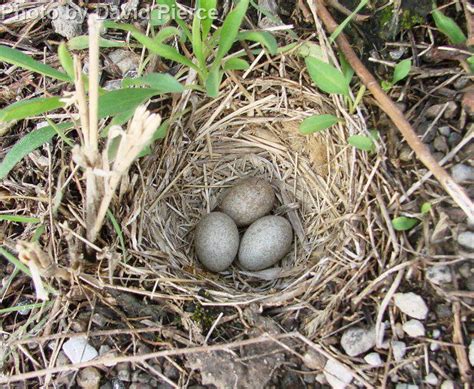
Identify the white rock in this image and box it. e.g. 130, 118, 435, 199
324, 359, 353, 389
364, 352, 383, 367
425, 373, 438, 386
426, 265, 452, 285
394, 293, 429, 319
458, 231, 474, 250
395, 385, 419, 389
62, 337, 98, 364
432, 329, 441, 339
316, 373, 328, 385
108, 49, 139, 76
430, 342, 440, 351
441, 380, 455, 389
451, 164, 474, 183
340, 326, 376, 357
392, 341, 406, 362
403, 320, 425, 337
469, 339, 474, 367
51, 5, 83, 39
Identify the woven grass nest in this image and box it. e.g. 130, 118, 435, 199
120, 29, 382, 337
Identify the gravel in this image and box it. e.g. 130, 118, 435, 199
340, 326, 376, 357
364, 352, 383, 367
426, 265, 452, 285
458, 231, 474, 250
392, 341, 407, 362
393, 293, 429, 320
403, 320, 425, 337
62, 337, 98, 364
451, 164, 474, 183
425, 373, 439, 386
469, 339, 474, 367
77, 367, 101, 389
324, 359, 353, 388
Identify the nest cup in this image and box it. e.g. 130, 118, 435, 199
129, 52, 370, 311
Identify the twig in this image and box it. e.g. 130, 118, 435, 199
452, 301, 472, 384
309, 0, 474, 221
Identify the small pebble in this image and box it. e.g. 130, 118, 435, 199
52, 5, 83, 39
394, 293, 429, 320
441, 380, 455, 389
447, 132, 462, 147
324, 359, 353, 388
340, 326, 376, 357
392, 341, 406, 362
443, 101, 459, 119
108, 49, 140, 76
116, 362, 131, 382
399, 145, 412, 162
426, 265, 452, 285
194, 212, 239, 272
316, 373, 328, 385
364, 352, 383, 367
425, 373, 438, 386
438, 126, 451, 137
432, 329, 441, 339
77, 367, 101, 389
302, 349, 327, 370
458, 231, 474, 250
403, 319, 425, 337
469, 339, 474, 366
395, 384, 419, 389
425, 103, 446, 119
238, 215, 293, 271
451, 164, 474, 183
62, 337, 98, 364
454, 77, 469, 90
433, 136, 449, 153
430, 342, 440, 351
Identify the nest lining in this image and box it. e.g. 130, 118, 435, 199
122, 63, 371, 311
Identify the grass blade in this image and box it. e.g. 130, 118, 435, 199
0, 215, 40, 223
98, 88, 161, 118
58, 43, 75, 80
192, 4, 206, 71
0, 97, 65, 123
0, 45, 71, 82
305, 56, 349, 96
329, 0, 369, 42
348, 134, 375, 152
238, 31, 277, 55
155, 27, 183, 43
205, 67, 223, 97
299, 114, 341, 134
104, 21, 198, 71
432, 9, 467, 45
67, 36, 128, 50
122, 73, 184, 93
0, 122, 74, 180
212, 0, 250, 68
224, 57, 250, 71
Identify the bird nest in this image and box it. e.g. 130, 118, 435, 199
121, 37, 382, 337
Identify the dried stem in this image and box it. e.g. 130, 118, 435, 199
310, 0, 474, 221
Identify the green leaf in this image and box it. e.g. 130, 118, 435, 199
348, 134, 375, 151
238, 31, 277, 55
155, 26, 183, 43
391, 216, 419, 231
420, 202, 432, 215
468, 55, 474, 73
0, 215, 40, 223
201, 0, 218, 38
0, 122, 74, 180
212, 0, 250, 69
299, 114, 341, 134
339, 52, 354, 83
381, 80, 392, 91
192, 5, 206, 71
150, 0, 179, 26
329, 0, 369, 42
223, 57, 250, 71
0, 45, 71, 82
58, 42, 75, 80
305, 56, 349, 96
432, 9, 467, 45
392, 59, 411, 84
0, 97, 65, 123
205, 67, 223, 97
98, 88, 161, 118
67, 36, 128, 50
296, 42, 324, 59
122, 73, 184, 93
104, 21, 198, 71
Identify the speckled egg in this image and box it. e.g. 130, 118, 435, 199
238, 215, 293, 271
194, 212, 239, 272
219, 177, 275, 227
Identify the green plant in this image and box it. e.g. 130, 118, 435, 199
432, 8, 467, 45
381, 59, 411, 91
105, 0, 276, 97
391, 216, 418, 231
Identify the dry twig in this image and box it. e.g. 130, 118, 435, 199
309, 0, 474, 221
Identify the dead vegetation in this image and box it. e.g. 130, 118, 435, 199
0, 1, 473, 388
